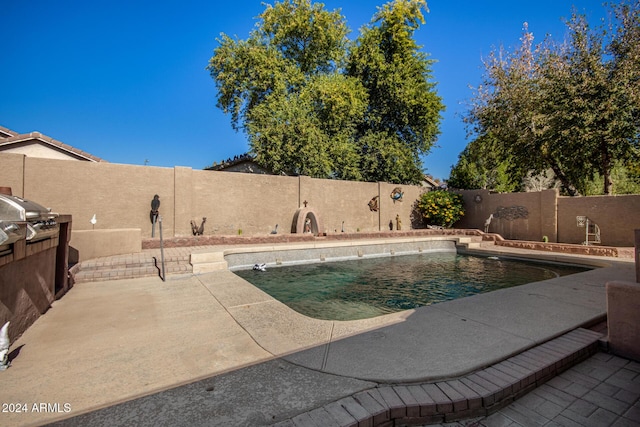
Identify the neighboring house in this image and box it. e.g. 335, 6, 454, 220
206, 155, 446, 188
0, 125, 104, 162
205, 153, 275, 175
422, 175, 442, 191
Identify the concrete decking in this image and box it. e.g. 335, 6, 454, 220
0, 242, 637, 426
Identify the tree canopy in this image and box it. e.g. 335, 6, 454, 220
207, 0, 444, 184
455, 1, 640, 195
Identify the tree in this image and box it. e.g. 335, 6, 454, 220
208, 0, 364, 179
460, 1, 640, 195
208, 0, 444, 184
538, 7, 639, 195
462, 25, 564, 191
416, 190, 464, 228
347, 0, 444, 184
447, 135, 520, 192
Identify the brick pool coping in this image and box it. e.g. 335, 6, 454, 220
275, 328, 603, 427
495, 239, 634, 258
141, 229, 483, 249
142, 228, 633, 258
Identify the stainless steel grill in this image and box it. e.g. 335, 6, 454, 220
0, 194, 59, 251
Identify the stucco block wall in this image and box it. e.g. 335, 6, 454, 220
454, 188, 639, 246
558, 195, 640, 246
174, 166, 194, 236
1, 152, 639, 248
300, 176, 380, 233
454, 189, 558, 242
192, 170, 299, 236
0, 152, 25, 196
607, 281, 640, 362
70, 229, 142, 263
380, 182, 425, 231
21, 157, 177, 236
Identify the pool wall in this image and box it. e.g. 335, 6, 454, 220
188, 236, 621, 274
225, 238, 457, 270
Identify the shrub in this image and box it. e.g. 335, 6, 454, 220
417, 190, 465, 228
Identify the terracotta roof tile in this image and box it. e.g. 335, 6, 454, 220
0, 129, 105, 162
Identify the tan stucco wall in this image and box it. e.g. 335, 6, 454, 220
1, 152, 639, 248
300, 176, 379, 233
607, 281, 640, 362
558, 194, 640, 246
192, 170, 300, 236
454, 189, 558, 242
454, 188, 639, 246
21, 156, 177, 236
70, 229, 142, 263
0, 152, 25, 196
0, 154, 426, 241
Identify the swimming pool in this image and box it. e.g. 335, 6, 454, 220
234, 253, 590, 321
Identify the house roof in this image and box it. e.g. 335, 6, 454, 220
0, 127, 105, 162
205, 153, 276, 175
423, 175, 439, 188
0, 126, 18, 139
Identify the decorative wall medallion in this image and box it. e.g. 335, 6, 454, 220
474, 194, 482, 203
390, 187, 404, 203
368, 196, 379, 212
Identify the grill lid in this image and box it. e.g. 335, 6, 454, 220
0, 194, 58, 222
0, 221, 23, 246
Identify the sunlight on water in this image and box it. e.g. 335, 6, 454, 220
234, 253, 589, 321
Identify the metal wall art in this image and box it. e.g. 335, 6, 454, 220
368, 196, 379, 212
390, 187, 403, 203
190, 217, 207, 235
494, 206, 529, 221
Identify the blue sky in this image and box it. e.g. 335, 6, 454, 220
1, 0, 608, 179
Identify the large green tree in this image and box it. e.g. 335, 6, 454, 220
347, 0, 444, 183
448, 135, 520, 192
207, 0, 443, 184
460, 1, 640, 195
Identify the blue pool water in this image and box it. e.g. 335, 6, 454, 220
234, 253, 590, 321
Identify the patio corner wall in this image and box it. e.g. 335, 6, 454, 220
454, 189, 558, 243
607, 280, 640, 362
557, 194, 640, 246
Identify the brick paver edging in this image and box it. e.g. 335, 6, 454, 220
273, 328, 603, 427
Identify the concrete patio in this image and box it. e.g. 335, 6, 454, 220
0, 242, 637, 426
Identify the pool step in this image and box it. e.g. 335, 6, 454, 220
274, 328, 603, 427
190, 250, 228, 274
455, 236, 486, 250
72, 251, 192, 283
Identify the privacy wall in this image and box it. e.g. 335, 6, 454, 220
455, 188, 640, 246
0, 153, 423, 239
1, 152, 638, 247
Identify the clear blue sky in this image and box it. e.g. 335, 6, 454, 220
1, 0, 608, 179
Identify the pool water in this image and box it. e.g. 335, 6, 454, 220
234, 253, 590, 321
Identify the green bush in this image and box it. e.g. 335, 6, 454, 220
417, 190, 465, 228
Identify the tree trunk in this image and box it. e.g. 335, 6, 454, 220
602, 141, 613, 195
549, 161, 581, 196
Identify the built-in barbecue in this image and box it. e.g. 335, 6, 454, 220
0, 194, 59, 254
